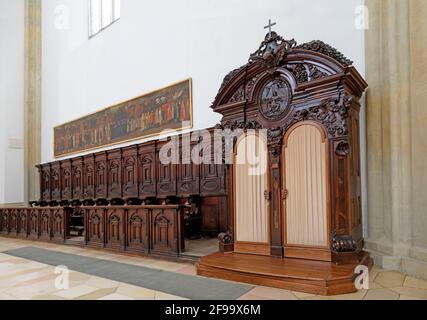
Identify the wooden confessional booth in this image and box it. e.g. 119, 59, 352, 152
197, 32, 373, 295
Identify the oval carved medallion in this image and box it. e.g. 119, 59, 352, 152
259, 78, 291, 120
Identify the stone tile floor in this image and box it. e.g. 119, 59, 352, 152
1, 238, 426, 300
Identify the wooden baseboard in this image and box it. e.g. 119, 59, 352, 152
284, 246, 332, 262
234, 242, 271, 256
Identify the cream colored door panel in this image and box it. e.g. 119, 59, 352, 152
284, 124, 328, 248
235, 133, 269, 245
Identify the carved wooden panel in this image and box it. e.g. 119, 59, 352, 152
156, 141, 177, 197
39, 209, 52, 241
85, 208, 105, 247
18, 209, 29, 238
51, 162, 61, 201
157, 163, 177, 197
108, 150, 122, 199
38, 129, 230, 203
41, 164, 51, 201
28, 209, 40, 239
177, 143, 200, 196
126, 208, 149, 253
60, 160, 72, 200
122, 146, 138, 199
333, 140, 350, 235
52, 208, 70, 243
83, 155, 95, 200
200, 163, 226, 196
95, 152, 108, 200
200, 197, 227, 234
138, 143, 157, 198
9, 209, 19, 236
72, 158, 84, 200
200, 135, 226, 196
0, 209, 9, 235
105, 208, 125, 250
349, 110, 362, 234
151, 209, 183, 255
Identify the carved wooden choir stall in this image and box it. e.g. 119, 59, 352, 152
197, 31, 372, 295
0, 30, 372, 295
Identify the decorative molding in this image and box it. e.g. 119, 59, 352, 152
296, 40, 353, 67
213, 65, 247, 105
215, 120, 263, 131
218, 65, 246, 93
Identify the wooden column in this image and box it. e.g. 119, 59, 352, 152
268, 133, 284, 257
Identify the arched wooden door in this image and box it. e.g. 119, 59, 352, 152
234, 132, 270, 256
282, 122, 331, 261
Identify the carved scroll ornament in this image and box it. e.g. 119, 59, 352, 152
332, 232, 358, 253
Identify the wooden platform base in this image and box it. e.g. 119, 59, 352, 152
197, 251, 373, 296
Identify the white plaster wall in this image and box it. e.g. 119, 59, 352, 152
0, 0, 25, 204
41, 0, 366, 163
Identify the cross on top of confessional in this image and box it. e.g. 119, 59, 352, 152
264, 19, 277, 38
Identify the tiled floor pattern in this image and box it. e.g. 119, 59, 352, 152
4, 246, 252, 300
183, 238, 219, 257
1, 238, 427, 300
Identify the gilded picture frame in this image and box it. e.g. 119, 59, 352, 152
53, 78, 193, 158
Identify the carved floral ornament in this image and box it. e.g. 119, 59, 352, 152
213, 32, 354, 108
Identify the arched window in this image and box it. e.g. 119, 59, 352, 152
89, 0, 121, 37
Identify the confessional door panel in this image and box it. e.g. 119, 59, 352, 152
283, 123, 330, 260
234, 133, 270, 256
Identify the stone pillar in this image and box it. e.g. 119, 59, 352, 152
365, 0, 427, 279
24, 0, 42, 204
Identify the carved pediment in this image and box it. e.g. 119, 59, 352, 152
218, 65, 247, 93
211, 32, 361, 111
